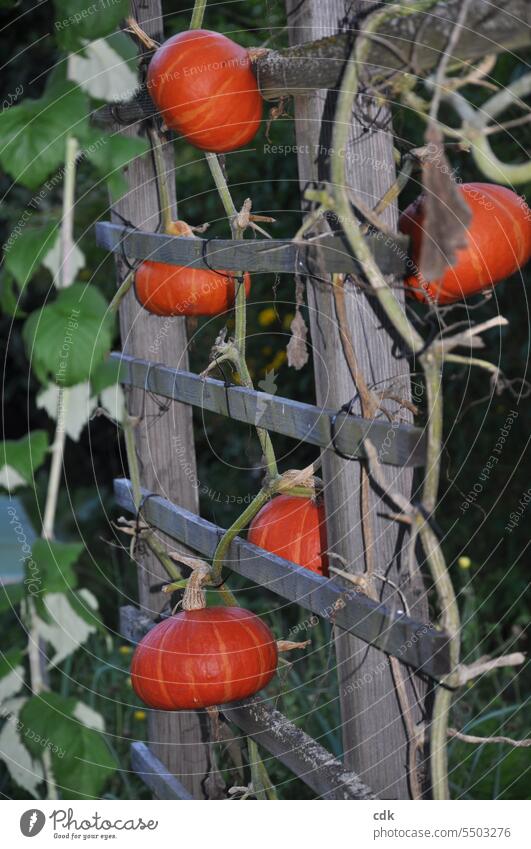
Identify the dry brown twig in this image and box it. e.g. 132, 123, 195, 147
457, 652, 526, 685
235, 198, 275, 238
124, 16, 158, 50
448, 729, 530, 748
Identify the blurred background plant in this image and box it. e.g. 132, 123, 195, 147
0, 0, 529, 799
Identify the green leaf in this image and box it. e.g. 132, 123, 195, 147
1, 431, 49, 489
54, 0, 130, 51
90, 357, 123, 395
20, 692, 116, 799
0, 583, 23, 614
4, 222, 59, 289
0, 648, 23, 681
22, 283, 114, 387
84, 129, 148, 199
0, 75, 88, 190
0, 271, 26, 318
31, 539, 84, 594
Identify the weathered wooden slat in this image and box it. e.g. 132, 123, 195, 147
223, 698, 375, 800
121, 606, 375, 800
114, 480, 450, 679
95, 222, 409, 276
130, 741, 193, 800
112, 353, 426, 468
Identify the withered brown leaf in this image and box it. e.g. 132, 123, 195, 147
418, 124, 472, 282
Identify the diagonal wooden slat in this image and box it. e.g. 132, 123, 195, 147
114, 480, 450, 679
95, 222, 409, 276
130, 742, 193, 800
112, 353, 426, 468
120, 606, 375, 800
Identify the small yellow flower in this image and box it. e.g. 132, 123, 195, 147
458, 556, 472, 569
283, 312, 294, 330
258, 307, 277, 327
269, 350, 287, 371
119, 645, 133, 655
133, 710, 146, 721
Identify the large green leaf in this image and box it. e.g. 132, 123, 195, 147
0, 271, 26, 317
83, 130, 149, 199
90, 357, 123, 395
22, 283, 113, 387
1, 431, 49, 489
30, 539, 84, 594
4, 222, 59, 289
0, 75, 88, 189
0, 584, 23, 614
54, 0, 130, 51
21, 692, 116, 799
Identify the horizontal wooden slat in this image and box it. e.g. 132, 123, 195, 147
114, 480, 450, 679
112, 353, 426, 468
120, 606, 375, 800
130, 741, 193, 800
95, 222, 409, 276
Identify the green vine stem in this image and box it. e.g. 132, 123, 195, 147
31, 133, 80, 799
122, 414, 182, 582
416, 519, 461, 800
429, 72, 531, 185
149, 126, 174, 234
189, 0, 207, 29
210, 487, 273, 584
109, 268, 135, 313
327, 2, 460, 800
202, 153, 278, 481
248, 737, 278, 800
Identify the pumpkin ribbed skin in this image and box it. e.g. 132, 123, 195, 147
248, 495, 328, 576
399, 183, 531, 304
135, 261, 251, 316
147, 30, 263, 153
131, 607, 278, 710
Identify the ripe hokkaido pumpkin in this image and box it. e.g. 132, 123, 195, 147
399, 183, 531, 304
131, 606, 278, 710
147, 29, 263, 153
134, 220, 251, 316
248, 495, 328, 576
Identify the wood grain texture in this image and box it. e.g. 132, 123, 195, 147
120, 606, 375, 799
95, 221, 409, 275
111, 353, 427, 467
285, 0, 430, 798
115, 484, 450, 679
109, 1, 209, 799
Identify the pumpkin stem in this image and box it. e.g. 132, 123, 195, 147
182, 563, 211, 610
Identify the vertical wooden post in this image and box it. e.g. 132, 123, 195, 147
110, 1, 210, 799
285, 0, 429, 798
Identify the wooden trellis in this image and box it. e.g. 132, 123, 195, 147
101, 0, 466, 802
97, 179, 449, 801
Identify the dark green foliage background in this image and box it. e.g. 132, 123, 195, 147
0, 0, 529, 799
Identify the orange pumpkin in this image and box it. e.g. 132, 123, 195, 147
134, 219, 251, 316
248, 495, 328, 576
131, 606, 278, 710
147, 29, 263, 153
399, 183, 531, 304
135, 262, 251, 316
